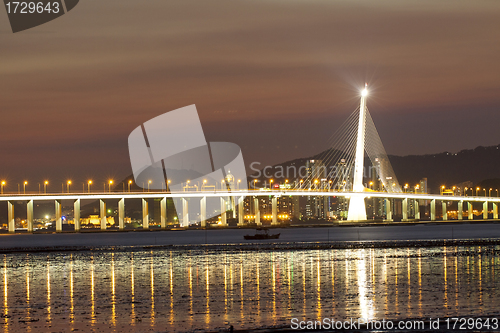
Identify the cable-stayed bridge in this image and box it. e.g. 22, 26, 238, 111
1, 86, 498, 233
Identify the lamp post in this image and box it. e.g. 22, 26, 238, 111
464, 187, 468, 197
44, 181, 48, 194
270, 179, 274, 190
167, 180, 171, 192
440, 185, 445, 195
88, 180, 92, 193
67, 180, 71, 193
148, 180, 152, 192
128, 180, 132, 192
1, 181, 5, 195
404, 184, 409, 193
24, 181, 28, 194
109, 180, 114, 193
489, 188, 492, 197
299, 179, 303, 190
237, 179, 241, 190
483, 188, 487, 197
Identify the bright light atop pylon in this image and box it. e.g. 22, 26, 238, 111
361, 88, 368, 97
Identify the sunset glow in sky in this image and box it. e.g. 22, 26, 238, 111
1, 0, 499, 186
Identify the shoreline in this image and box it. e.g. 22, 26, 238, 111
1, 237, 499, 254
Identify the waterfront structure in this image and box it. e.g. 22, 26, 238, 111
1, 188, 499, 233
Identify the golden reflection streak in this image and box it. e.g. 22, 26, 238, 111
189, 258, 193, 319
150, 253, 155, 326
418, 248, 422, 318
357, 249, 374, 320
256, 260, 260, 320
444, 246, 448, 309
90, 256, 95, 325
169, 255, 174, 326
302, 260, 306, 316
384, 250, 388, 315
3, 256, 8, 331
287, 255, 291, 317
131, 254, 136, 325
317, 253, 321, 319
47, 258, 51, 323
478, 246, 482, 308
395, 254, 399, 315
240, 261, 244, 321
272, 254, 276, 320
70, 254, 74, 324
407, 248, 411, 316
205, 261, 210, 326
111, 253, 116, 327
25, 256, 30, 324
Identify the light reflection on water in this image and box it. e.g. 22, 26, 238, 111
0, 246, 500, 332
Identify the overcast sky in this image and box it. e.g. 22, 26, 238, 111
1, 0, 499, 188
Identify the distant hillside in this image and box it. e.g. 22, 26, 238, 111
249, 144, 500, 193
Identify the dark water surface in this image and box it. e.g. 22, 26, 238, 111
1, 245, 500, 332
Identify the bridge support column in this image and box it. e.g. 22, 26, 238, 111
493, 202, 498, 219
254, 198, 261, 226
200, 196, 206, 228
468, 202, 473, 220
143, 199, 149, 229
160, 197, 167, 229
181, 198, 189, 227
430, 199, 436, 221
384, 198, 392, 222
27, 200, 33, 233
483, 201, 488, 220
118, 198, 124, 230
220, 197, 227, 226
8, 201, 14, 233
237, 196, 244, 226
56, 199, 62, 232
271, 196, 278, 225
458, 200, 463, 220
402, 198, 408, 221
100, 199, 107, 231
414, 199, 420, 220
74, 199, 80, 232
442, 201, 447, 220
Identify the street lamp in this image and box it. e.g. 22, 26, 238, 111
440, 185, 445, 195
299, 179, 303, 189
167, 179, 171, 192
109, 180, 114, 193
489, 188, 492, 197
128, 180, 132, 192
237, 179, 241, 190
148, 180, 152, 192
88, 180, 92, 193
67, 180, 71, 193
270, 179, 274, 190
44, 181, 48, 194
483, 188, 486, 196
404, 184, 409, 193
476, 187, 480, 196
1, 181, 5, 195
464, 187, 468, 196
24, 181, 28, 194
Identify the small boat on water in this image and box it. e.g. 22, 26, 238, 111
244, 228, 280, 240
